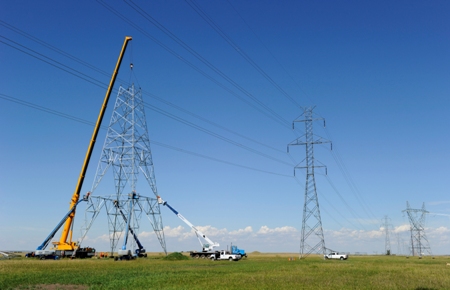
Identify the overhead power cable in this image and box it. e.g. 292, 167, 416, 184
2, 17, 371, 231
323, 127, 378, 220
121, 0, 292, 128
0, 93, 292, 178
0, 31, 293, 166
323, 175, 368, 230
225, 0, 315, 106
184, 0, 302, 109
0, 93, 104, 128
144, 102, 293, 167
293, 177, 362, 230
0, 36, 107, 90
142, 90, 287, 154
0, 20, 289, 155
0, 20, 110, 78
94, 0, 289, 129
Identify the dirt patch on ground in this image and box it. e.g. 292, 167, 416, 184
16, 284, 88, 290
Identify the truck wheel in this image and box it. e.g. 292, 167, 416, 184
229, 257, 233, 261
340, 257, 344, 260
194, 254, 199, 259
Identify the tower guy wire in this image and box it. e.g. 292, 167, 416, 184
288, 106, 331, 258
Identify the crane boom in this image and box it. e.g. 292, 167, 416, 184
50, 36, 132, 251
157, 196, 219, 251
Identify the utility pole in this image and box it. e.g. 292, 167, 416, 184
403, 202, 432, 257
288, 107, 331, 258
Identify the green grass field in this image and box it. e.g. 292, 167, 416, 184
1, 252, 449, 289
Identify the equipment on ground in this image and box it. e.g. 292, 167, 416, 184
157, 196, 222, 259
210, 249, 241, 261
231, 244, 247, 258
34, 193, 95, 259
34, 36, 132, 260
324, 252, 348, 260
114, 193, 147, 260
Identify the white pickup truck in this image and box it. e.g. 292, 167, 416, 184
324, 252, 348, 260
210, 250, 241, 261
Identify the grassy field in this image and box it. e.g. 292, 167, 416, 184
1, 252, 449, 289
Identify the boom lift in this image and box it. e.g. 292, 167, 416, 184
35, 36, 132, 259
157, 196, 221, 258
114, 193, 147, 260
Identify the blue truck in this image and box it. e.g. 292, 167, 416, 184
231, 245, 247, 258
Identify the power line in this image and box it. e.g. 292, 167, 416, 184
96, 0, 291, 129
0, 30, 296, 167
293, 177, 362, 230
0, 92, 292, 178
323, 126, 378, 220
323, 175, 368, 230
0, 20, 291, 155
0, 20, 111, 79
185, 0, 302, 109
1, 16, 372, 235
120, 0, 293, 128
143, 102, 294, 167
225, 0, 315, 106
0, 36, 107, 90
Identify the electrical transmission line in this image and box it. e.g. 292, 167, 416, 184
288, 106, 331, 258
105, 0, 293, 128
402, 202, 432, 257
183, 0, 302, 109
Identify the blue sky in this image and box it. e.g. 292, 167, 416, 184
1, 0, 449, 255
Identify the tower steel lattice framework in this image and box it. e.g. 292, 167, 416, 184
382, 215, 392, 255
79, 84, 167, 255
403, 202, 432, 257
288, 107, 330, 258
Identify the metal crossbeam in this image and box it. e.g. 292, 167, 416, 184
402, 202, 432, 257
288, 107, 330, 258
80, 84, 166, 255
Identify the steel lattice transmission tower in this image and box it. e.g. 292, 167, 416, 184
288, 107, 330, 258
403, 202, 432, 257
382, 215, 392, 255
80, 84, 167, 255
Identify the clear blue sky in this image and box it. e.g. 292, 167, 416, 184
1, 0, 449, 255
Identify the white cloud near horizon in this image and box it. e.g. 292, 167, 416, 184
76, 224, 450, 255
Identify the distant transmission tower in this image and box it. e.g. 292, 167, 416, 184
382, 215, 392, 255
403, 202, 432, 257
288, 107, 331, 258
80, 84, 167, 255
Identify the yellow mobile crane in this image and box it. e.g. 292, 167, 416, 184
34, 36, 132, 259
